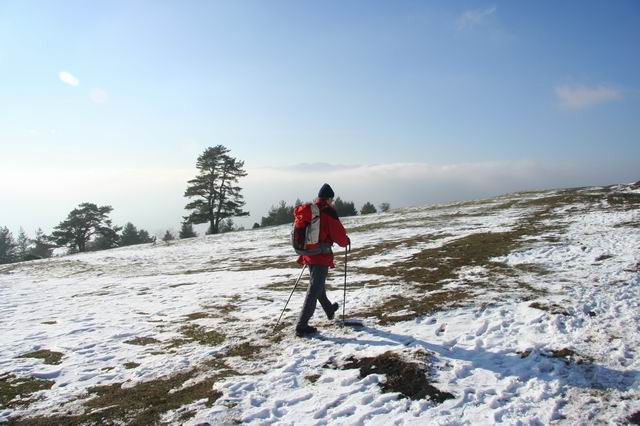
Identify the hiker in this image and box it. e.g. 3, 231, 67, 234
295, 183, 350, 337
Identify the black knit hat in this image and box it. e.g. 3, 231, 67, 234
318, 183, 335, 199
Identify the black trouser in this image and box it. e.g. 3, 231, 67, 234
297, 265, 333, 327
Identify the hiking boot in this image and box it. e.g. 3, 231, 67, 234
295, 324, 318, 337
327, 302, 339, 320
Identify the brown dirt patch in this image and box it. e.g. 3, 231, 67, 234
326, 351, 453, 403
17, 349, 64, 365
124, 337, 160, 346
0, 373, 54, 409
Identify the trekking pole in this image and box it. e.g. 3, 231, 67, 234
342, 245, 348, 325
272, 264, 307, 333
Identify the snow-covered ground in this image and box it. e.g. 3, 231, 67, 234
1, 183, 639, 425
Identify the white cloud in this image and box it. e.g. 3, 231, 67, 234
241, 160, 624, 224
90, 88, 109, 104
58, 71, 79, 87
456, 5, 496, 31
555, 84, 622, 110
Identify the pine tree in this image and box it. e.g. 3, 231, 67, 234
90, 232, 121, 251
51, 203, 118, 252
261, 200, 294, 227
360, 202, 377, 215
162, 230, 175, 242
120, 222, 141, 246
334, 197, 358, 217
184, 145, 249, 235
29, 228, 53, 259
179, 222, 197, 239
0, 227, 17, 264
16, 227, 30, 261
138, 229, 154, 243
218, 218, 235, 233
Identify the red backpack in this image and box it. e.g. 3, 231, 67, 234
291, 203, 331, 256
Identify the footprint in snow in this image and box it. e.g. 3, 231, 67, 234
475, 320, 489, 336
454, 364, 472, 379
340, 375, 360, 386
436, 323, 446, 336
361, 394, 374, 405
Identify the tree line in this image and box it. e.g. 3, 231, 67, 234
0, 145, 249, 265
1, 143, 391, 264
255, 198, 391, 228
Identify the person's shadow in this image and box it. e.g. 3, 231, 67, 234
318, 325, 639, 393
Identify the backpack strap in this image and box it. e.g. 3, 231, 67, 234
295, 242, 333, 256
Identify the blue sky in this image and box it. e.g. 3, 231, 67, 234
1, 1, 639, 235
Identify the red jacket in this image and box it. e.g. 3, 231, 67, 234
297, 200, 349, 268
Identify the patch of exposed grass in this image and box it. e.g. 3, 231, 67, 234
180, 324, 225, 346
529, 302, 570, 316
207, 304, 236, 315
357, 290, 470, 325
355, 230, 530, 286
346, 234, 450, 265
0, 373, 54, 409
165, 338, 192, 349
41, 321, 57, 325
185, 312, 209, 320
353, 230, 531, 323
178, 410, 197, 422
124, 337, 160, 346
226, 342, 265, 360
346, 239, 408, 262
234, 256, 296, 271
203, 296, 240, 316
628, 411, 640, 425
0, 263, 22, 274
266, 321, 291, 343
163, 266, 223, 277
71, 290, 110, 298
354, 202, 566, 323
595, 254, 613, 262
514, 282, 547, 298
491, 200, 520, 211
614, 221, 640, 229
10, 369, 224, 425
169, 282, 198, 288
263, 279, 309, 291
347, 217, 415, 234
335, 279, 389, 289
305, 374, 321, 384
517, 189, 603, 209
201, 357, 240, 376
17, 349, 64, 365
512, 263, 551, 276
124, 362, 140, 369
607, 193, 640, 206
544, 348, 593, 365
328, 351, 454, 403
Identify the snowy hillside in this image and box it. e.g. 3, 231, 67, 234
1, 183, 640, 425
